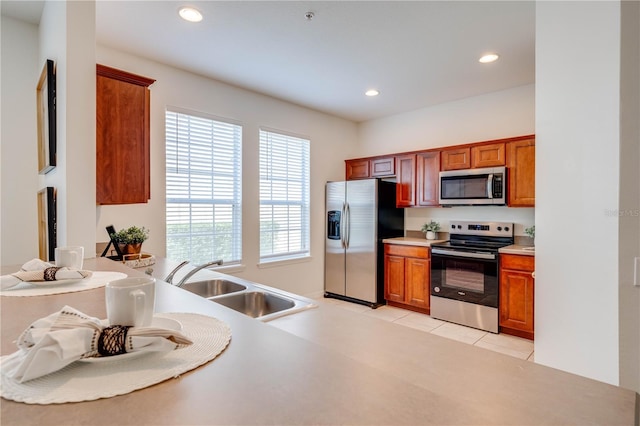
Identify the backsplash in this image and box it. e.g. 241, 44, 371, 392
405, 206, 535, 236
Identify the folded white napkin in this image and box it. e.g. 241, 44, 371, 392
0, 306, 193, 383
0, 258, 93, 290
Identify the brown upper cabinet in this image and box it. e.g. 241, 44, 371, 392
416, 151, 440, 206
507, 138, 535, 207
441, 147, 471, 170
96, 65, 155, 205
471, 142, 506, 168
344, 134, 534, 208
395, 154, 416, 207
345, 158, 370, 180
345, 156, 395, 180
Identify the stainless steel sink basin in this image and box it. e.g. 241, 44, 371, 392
181, 279, 247, 298
212, 291, 295, 318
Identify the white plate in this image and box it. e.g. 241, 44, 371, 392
26, 278, 84, 287
78, 317, 182, 363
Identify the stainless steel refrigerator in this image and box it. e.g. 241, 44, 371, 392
325, 179, 404, 307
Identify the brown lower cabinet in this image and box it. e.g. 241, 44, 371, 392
499, 253, 535, 340
384, 244, 430, 314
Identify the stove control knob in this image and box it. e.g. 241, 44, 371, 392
451, 225, 456, 229
457, 225, 462, 229
505, 227, 510, 232
497, 226, 502, 231
434, 287, 440, 293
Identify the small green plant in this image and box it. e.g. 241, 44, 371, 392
525, 225, 535, 239
421, 220, 441, 233
110, 226, 149, 244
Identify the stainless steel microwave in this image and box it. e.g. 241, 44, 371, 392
439, 166, 506, 206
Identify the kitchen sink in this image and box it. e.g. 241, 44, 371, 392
176, 272, 316, 321
212, 291, 295, 318
181, 279, 247, 298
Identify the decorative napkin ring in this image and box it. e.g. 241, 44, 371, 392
43, 267, 62, 281
97, 325, 131, 356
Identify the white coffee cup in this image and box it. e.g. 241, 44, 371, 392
55, 246, 84, 269
105, 277, 155, 327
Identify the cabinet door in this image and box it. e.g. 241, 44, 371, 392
471, 142, 505, 168
395, 154, 416, 207
384, 254, 406, 302
507, 138, 535, 207
406, 257, 430, 309
371, 157, 395, 177
96, 65, 154, 205
499, 268, 535, 336
416, 151, 440, 206
441, 147, 471, 171
345, 159, 370, 180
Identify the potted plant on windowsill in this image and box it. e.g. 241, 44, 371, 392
421, 220, 441, 240
110, 226, 149, 255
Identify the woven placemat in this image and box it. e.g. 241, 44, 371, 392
0, 271, 127, 297
0, 313, 231, 404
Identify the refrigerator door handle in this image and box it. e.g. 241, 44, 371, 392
345, 202, 351, 249
341, 202, 347, 249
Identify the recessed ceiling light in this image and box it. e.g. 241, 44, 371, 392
479, 53, 499, 63
365, 89, 380, 97
179, 7, 203, 23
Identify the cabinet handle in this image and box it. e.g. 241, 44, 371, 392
531, 271, 536, 279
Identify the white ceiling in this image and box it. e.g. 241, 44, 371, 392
2, 1, 535, 122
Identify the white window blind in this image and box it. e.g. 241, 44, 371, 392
259, 129, 310, 261
165, 109, 242, 265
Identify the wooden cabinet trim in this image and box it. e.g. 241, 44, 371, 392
500, 254, 535, 271
97, 64, 155, 87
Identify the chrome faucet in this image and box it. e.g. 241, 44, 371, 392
164, 260, 190, 285
175, 259, 224, 287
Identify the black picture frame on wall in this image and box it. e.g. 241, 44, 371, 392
37, 187, 57, 261
37, 59, 56, 174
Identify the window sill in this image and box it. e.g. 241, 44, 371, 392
258, 256, 312, 269
213, 264, 246, 274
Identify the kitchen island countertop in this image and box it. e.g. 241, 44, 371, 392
1, 257, 636, 425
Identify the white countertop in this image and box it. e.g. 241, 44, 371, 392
499, 244, 536, 256
1, 257, 633, 425
382, 237, 448, 247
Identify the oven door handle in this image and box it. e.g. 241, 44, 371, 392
432, 248, 496, 260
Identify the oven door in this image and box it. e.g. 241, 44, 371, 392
430, 248, 498, 308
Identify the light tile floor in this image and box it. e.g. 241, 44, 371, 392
319, 297, 535, 361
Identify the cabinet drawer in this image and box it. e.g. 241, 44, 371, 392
501, 254, 534, 271
384, 244, 430, 259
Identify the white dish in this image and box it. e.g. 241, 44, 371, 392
79, 316, 182, 363
26, 278, 84, 287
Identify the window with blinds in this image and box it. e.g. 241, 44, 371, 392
165, 109, 242, 265
259, 129, 310, 262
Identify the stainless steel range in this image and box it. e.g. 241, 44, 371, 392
430, 221, 514, 333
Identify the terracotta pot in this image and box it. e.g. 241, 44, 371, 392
118, 243, 143, 255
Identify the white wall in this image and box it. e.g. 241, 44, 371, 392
618, 0, 640, 392
95, 46, 358, 297
358, 84, 536, 234
0, 16, 39, 265
536, 1, 621, 385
